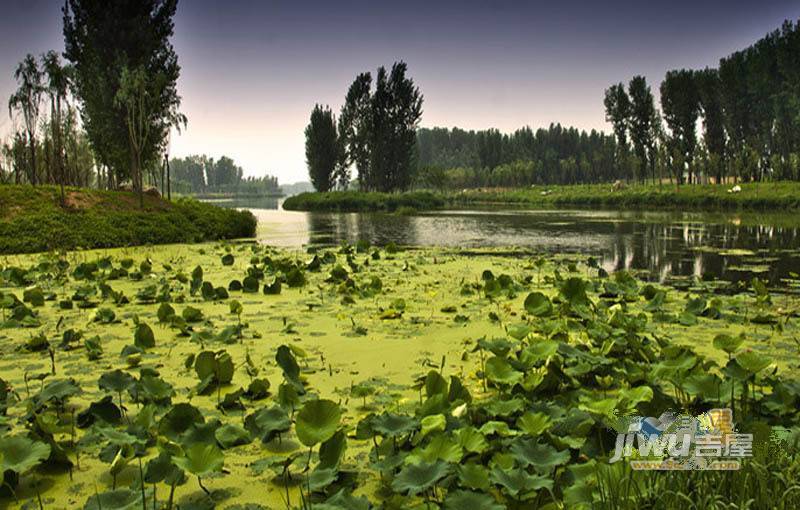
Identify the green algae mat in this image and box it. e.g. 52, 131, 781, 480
1, 242, 799, 509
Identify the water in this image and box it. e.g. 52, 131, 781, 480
210, 198, 800, 287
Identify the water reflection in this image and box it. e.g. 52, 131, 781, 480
214, 198, 800, 285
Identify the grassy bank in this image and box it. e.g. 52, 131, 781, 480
284, 182, 800, 212
282, 190, 446, 212
0, 184, 257, 254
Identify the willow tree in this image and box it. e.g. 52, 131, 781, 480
8, 54, 45, 185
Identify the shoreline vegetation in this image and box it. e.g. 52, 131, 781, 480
0, 184, 256, 254
282, 181, 800, 213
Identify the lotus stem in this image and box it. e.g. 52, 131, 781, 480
198, 476, 210, 495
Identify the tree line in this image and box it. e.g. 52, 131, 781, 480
606, 19, 800, 185
415, 125, 617, 189
2, 0, 186, 207
169, 154, 279, 195
304, 61, 423, 192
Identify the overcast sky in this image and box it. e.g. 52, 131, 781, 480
1, 0, 797, 184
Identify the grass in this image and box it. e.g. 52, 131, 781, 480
0, 184, 257, 254
283, 182, 800, 212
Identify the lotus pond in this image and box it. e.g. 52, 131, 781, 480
0, 241, 799, 509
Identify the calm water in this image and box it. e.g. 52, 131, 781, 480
209, 197, 800, 287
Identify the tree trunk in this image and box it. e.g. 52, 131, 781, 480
166, 156, 171, 201
28, 132, 37, 185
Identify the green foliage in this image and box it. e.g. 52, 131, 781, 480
305, 104, 342, 192
63, 0, 183, 185
295, 399, 342, 447
0, 185, 256, 254
337, 61, 423, 191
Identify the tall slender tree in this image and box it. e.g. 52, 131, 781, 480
660, 69, 701, 185
695, 68, 726, 183
603, 83, 631, 179
338, 62, 423, 192
627, 76, 657, 183
339, 73, 373, 189
41, 51, 71, 201
304, 105, 340, 192
8, 54, 45, 185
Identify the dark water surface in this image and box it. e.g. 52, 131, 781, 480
209, 198, 800, 287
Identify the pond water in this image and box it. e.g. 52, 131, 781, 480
209, 197, 800, 287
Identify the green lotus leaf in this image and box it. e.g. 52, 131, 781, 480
137, 375, 174, 402
372, 413, 418, 437
308, 466, 338, 492
490, 466, 553, 499
83, 488, 151, 510
713, 334, 744, 355
457, 462, 491, 491
479, 421, 517, 437
484, 356, 522, 386
144, 452, 182, 484
134, 322, 155, 349
181, 306, 204, 323
276, 345, 301, 382
506, 323, 532, 340
484, 397, 525, 417
296, 399, 342, 447
516, 412, 553, 437
520, 341, 559, 366
158, 403, 205, 441
323, 489, 371, 510
318, 430, 347, 469
419, 413, 446, 439
391, 460, 450, 495
157, 303, 175, 323
684, 297, 707, 315
76, 396, 122, 427
173, 443, 224, 477
221, 254, 235, 266
99, 369, 135, 394
215, 424, 252, 449
524, 292, 552, 317
424, 370, 448, 398
244, 405, 291, 443
736, 351, 772, 374
242, 276, 260, 293
559, 277, 590, 306
0, 436, 50, 474
455, 427, 489, 454
413, 433, 463, 463
683, 373, 721, 400
39, 378, 81, 403
509, 437, 570, 472
444, 490, 505, 510
617, 385, 653, 411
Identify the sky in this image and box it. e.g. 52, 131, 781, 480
1, 0, 798, 184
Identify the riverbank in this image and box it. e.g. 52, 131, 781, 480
282, 181, 800, 212
0, 184, 256, 254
